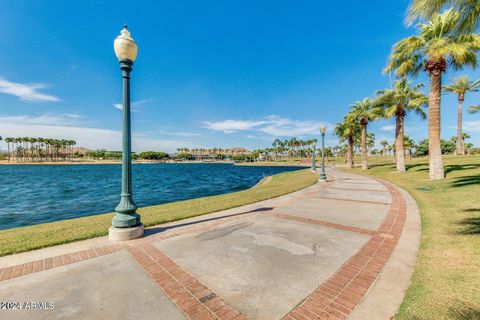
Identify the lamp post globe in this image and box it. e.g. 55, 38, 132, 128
109, 25, 144, 240
114, 26, 138, 62
319, 124, 327, 182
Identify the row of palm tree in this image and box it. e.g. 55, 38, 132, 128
3, 137, 77, 162
177, 138, 321, 162
443, 76, 480, 155
336, 3, 480, 180
270, 138, 318, 161
389, 4, 480, 179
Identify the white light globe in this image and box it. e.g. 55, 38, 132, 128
114, 26, 138, 62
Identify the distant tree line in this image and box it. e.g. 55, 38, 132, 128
175, 147, 252, 162
3, 137, 76, 162
251, 138, 319, 162
82, 150, 170, 161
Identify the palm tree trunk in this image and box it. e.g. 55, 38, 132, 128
361, 124, 368, 170
347, 136, 354, 168
428, 70, 445, 180
456, 96, 464, 155
395, 110, 406, 172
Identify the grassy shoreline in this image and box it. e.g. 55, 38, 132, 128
0, 169, 317, 257
341, 155, 480, 320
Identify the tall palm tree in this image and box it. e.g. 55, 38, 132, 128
380, 140, 389, 157
385, 9, 480, 179
403, 135, 416, 160
443, 76, 480, 155
366, 133, 376, 154
349, 98, 380, 170
408, 0, 480, 33
335, 115, 359, 168
374, 78, 427, 172
287, 137, 298, 162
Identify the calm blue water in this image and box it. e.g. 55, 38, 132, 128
0, 163, 302, 230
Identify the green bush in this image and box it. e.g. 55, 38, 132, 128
177, 153, 194, 160
138, 151, 169, 160
414, 139, 456, 156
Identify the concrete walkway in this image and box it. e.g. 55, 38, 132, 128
0, 169, 420, 320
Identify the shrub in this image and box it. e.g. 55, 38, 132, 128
138, 151, 169, 160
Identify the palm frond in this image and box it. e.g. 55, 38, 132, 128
408, 0, 480, 33
468, 105, 480, 114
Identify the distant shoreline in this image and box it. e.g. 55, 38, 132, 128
0, 160, 228, 166
0, 159, 312, 166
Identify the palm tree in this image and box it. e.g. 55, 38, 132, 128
403, 135, 416, 160
385, 9, 480, 179
443, 76, 480, 155
287, 137, 298, 162
335, 115, 359, 168
366, 133, 375, 154
5, 137, 11, 162
349, 98, 380, 170
408, 0, 480, 33
380, 140, 389, 157
272, 138, 282, 161
374, 78, 427, 172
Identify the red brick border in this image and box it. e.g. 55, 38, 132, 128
330, 186, 389, 193
283, 178, 406, 320
126, 242, 245, 320
0, 244, 123, 282
313, 195, 390, 206
268, 212, 377, 236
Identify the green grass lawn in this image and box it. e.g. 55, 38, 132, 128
343, 155, 480, 320
0, 169, 318, 257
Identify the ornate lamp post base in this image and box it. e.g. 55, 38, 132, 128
109, 224, 145, 241
112, 211, 141, 227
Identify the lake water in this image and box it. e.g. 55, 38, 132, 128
0, 163, 302, 230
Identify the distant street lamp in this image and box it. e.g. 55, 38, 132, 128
109, 25, 144, 240
311, 140, 316, 171
319, 124, 327, 182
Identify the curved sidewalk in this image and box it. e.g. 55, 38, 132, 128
0, 169, 420, 320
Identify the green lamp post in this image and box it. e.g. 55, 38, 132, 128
310, 140, 316, 171
319, 124, 327, 182
109, 25, 144, 241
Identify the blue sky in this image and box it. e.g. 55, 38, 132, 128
1, 0, 479, 152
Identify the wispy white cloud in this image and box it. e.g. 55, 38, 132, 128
113, 99, 152, 112
381, 125, 396, 132
202, 115, 333, 137
0, 114, 189, 152
0, 114, 83, 126
245, 134, 273, 141
464, 120, 480, 132
157, 130, 203, 137
0, 77, 60, 102
202, 119, 267, 134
